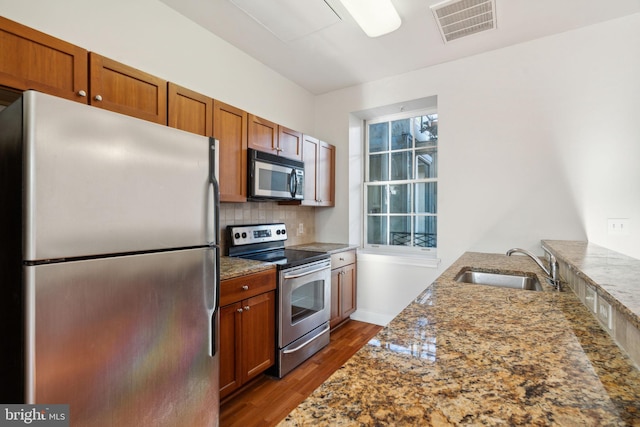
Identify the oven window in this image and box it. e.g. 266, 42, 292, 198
291, 280, 325, 324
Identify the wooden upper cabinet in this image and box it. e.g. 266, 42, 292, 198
317, 141, 336, 206
89, 53, 167, 124
302, 135, 335, 207
0, 16, 88, 103
214, 100, 248, 202
248, 114, 302, 161
248, 114, 278, 154
167, 83, 213, 136
278, 126, 302, 161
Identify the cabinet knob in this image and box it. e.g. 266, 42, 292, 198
77, 90, 87, 97
244, 305, 251, 311
241, 285, 249, 291
94, 95, 103, 102
237, 308, 243, 313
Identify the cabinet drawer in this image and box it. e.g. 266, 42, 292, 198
221, 269, 276, 306
331, 250, 356, 269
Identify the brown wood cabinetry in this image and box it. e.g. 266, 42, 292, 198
167, 82, 212, 136
302, 135, 335, 206
330, 250, 357, 328
278, 126, 303, 161
0, 16, 88, 103
89, 53, 167, 124
219, 269, 276, 399
248, 114, 302, 161
214, 101, 248, 202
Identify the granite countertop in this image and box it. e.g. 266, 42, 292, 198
220, 256, 275, 281
279, 251, 640, 426
543, 240, 640, 329
287, 242, 359, 254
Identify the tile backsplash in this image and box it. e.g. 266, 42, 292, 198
219, 202, 316, 253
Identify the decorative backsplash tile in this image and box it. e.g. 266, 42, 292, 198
219, 202, 316, 253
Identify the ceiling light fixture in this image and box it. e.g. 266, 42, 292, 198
337, 0, 401, 37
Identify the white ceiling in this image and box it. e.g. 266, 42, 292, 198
158, 0, 640, 95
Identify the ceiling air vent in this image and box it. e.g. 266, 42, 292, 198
431, 0, 496, 43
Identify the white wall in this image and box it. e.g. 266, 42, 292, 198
0, 0, 315, 134
314, 13, 640, 324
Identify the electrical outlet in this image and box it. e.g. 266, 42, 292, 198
597, 298, 613, 331
297, 223, 304, 235
607, 218, 630, 235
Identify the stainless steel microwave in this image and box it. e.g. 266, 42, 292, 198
248, 149, 304, 201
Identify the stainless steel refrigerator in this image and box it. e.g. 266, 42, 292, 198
0, 91, 220, 426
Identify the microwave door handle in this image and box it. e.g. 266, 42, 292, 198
289, 169, 296, 198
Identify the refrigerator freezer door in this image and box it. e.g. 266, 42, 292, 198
22, 91, 216, 261
24, 248, 219, 427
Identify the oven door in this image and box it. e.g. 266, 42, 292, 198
278, 259, 331, 347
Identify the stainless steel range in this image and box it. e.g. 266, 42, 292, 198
227, 223, 331, 378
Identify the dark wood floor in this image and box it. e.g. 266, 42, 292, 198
220, 320, 383, 427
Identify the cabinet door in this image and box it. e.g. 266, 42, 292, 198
0, 16, 88, 103
240, 291, 275, 383
219, 302, 242, 399
317, 141, 336, 207
330, 268, 342, 328
302, 135, 320, 205
278, 126, 302, 161
340, 263, 357, 319
89, 53, 167, 124
214, 101, 248, 202
168, 82, 212, 136
248, 114, 278, 154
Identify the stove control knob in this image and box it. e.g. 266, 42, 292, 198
242, 232, 247, 238
234, 233, 240, 239
276, 229, 281, 235
281, 229, 286, 235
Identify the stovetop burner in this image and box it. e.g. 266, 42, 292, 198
226, 223, 329, 269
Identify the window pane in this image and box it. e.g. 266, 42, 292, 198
367, 185, 387, 214
391, 119, 411, 150
415, 148, 437, 179
390, 216, 411, 246
367, 216, 387, 245
415, 216, 437, 248
414, 114, 438, 148
391, 151, 412, 181
389, 184, 410, 213
369, 153, 388, 181
415, 182, 437, 214
369, 122, 389, 152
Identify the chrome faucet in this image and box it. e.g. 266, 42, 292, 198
506, 247, 562, 290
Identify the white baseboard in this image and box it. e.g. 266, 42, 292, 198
349, 309, 394, 327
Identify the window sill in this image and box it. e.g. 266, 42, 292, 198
357, 248, 440, 268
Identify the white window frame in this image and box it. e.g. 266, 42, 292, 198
363, 108, 438, 256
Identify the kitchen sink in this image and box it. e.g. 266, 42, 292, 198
455, 270, 543, 291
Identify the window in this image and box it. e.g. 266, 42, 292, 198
364, 111, 438, 253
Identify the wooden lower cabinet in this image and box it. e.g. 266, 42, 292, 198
330, 250, 357, 329
219, 270, 276, 399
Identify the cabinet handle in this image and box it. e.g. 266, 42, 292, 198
241, 285, 249, 291
94, 95, 103, 102
339, 257, 345, 261
77, 90, 87, 97
244, 305, 251, 311
276, 147, 282, 152
237, 308, 243, 313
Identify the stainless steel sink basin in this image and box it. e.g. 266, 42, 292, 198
455, 270, 543, 291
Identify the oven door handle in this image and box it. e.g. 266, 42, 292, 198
283, 266, 328, 280
283, 325, 330, 354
